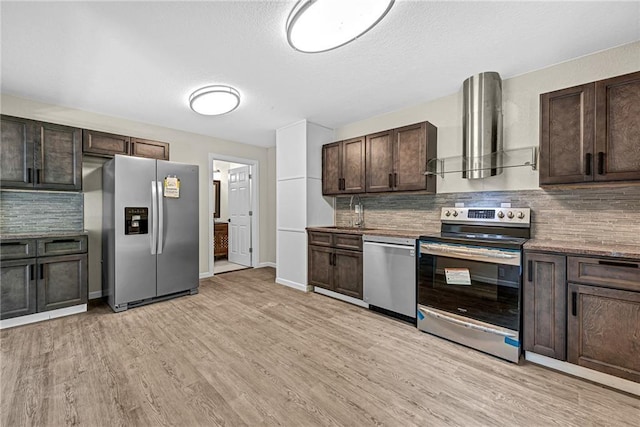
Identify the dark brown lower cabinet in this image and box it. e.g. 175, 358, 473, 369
567, 283, 640, 383
0, 236, 88, 320
308, 231, 363, 300
37, 254, 88, 312
523, 252, 567, 360
0, 259, 37, 319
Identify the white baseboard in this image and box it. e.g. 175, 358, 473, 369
199, 271, 214, 279
525, 351, 640, 397
313, 287, 370, 309
88, 290, 103, 300
258, 262, 276, 268
0, 304, 87, 330
275, 277, 311, 292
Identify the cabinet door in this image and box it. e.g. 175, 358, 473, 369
333, 248, 363, 299
82, 129, 130, 158
366, 130, 394, 192
539, 84, 595, 185
34, 122, 82, 191
523, 252, 567, 360
594, 71, 640, 182
0, 115, 35, 188
567, 283, 640, 382
1, 259, 37, 319
131, 138, 170, 160
393, 122, 429, 191
342, 137, 365, 193
308, 245, 333, 290
37, 254, 87, 312
322, 142, 342, 195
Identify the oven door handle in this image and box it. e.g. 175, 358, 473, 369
418, 307, 517, 338
420, 243, 520, 266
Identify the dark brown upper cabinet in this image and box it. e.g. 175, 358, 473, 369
0, 115, 82, 191
83, 129, 170, 161
131, 137, 170, 161
366, 121, 437, 193
539, 71, 640, 185
83, 129, 130, 158
322, 137, 365, 195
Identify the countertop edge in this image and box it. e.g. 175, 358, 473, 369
524, 240, 640, 260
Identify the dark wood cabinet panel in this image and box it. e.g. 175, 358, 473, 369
0, 259, 37, 320
539, 84, 595, 185
394, 122, 436, 192
308, 245, 333, 290
82, 129, 130, 158
322, 138, 365, 195
131, 138, 170, 160
37, 254, 88, 312
333, 249, 363, 299
37, 235, 88, 257
0, 239, 36, 260
594, 71, 640, 182
0, 115, 35, 188
342, 137, 365, 193
567, 283, 640, 383
307, 231, 363, 299
567, 256, 640, 293
523, 252, 567, 360
366, 130, 394, 192
214, 222, 228, 258
322, 142, 341, 195
540, 71, 640, 186
34, 122, 82, 191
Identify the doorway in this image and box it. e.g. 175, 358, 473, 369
209, 155, 259, 276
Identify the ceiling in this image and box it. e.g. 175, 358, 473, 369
1, 1, 638, 148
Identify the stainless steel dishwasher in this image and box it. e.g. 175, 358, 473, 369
363, 235, 417, 322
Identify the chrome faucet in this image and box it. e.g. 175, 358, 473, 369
349, 195, 364, 228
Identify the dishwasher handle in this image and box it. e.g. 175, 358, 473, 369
364, 241, 415, 256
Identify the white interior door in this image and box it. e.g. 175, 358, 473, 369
228, 165, 252, 266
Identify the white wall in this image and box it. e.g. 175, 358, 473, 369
335, 41, 640, 193
275, 120, 334, 291
0, 94, 276, 293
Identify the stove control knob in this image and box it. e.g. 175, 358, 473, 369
517, 211, 525, 219
452, 211, 459, 217
507, 211, 514, 219
497, 211, 505, 219
445, 210, 451, 217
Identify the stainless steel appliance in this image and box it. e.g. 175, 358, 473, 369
417, 207, 530, 362
102, 155, 199, 312
363, 235, 416, 322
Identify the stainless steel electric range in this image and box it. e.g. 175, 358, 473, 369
417, 207, 531, 363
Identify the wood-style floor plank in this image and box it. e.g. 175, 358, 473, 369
1, 267, 638, 426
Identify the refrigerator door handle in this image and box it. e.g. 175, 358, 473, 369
151, 181, 158, 255
157, 180, 164, 254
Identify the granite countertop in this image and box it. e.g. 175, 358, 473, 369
306, 226, 433, 240
0, 231, 89, 240
524, 239, 640, 260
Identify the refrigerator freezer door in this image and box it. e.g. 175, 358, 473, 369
156, 161, 199, 296
113, 156, 157, 306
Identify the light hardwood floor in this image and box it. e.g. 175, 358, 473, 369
1, 267, 638, 426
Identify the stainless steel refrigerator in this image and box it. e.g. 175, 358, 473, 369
102, 155, 199, 312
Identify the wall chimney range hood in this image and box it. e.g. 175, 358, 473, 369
462, 72, 503, 179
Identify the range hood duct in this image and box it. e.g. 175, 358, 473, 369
462, 72, 503, 179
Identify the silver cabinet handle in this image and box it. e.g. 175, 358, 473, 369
418, 307, 516, 338
157, 181, 164, 254
151, 181, 158, 255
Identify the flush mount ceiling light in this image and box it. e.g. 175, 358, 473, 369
286, 0, 395, 53
189, 85, 240, 115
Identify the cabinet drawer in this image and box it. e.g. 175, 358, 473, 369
334, 233, 362, 251
37, 236, 87, 257
568, 256, 640, 292
0, 239, 36, 260
308, 231, 333, 247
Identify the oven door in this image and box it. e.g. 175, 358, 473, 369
417, 240, 522, 331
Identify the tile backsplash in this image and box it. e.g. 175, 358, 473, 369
0, 191, 84, 234
335, 185, 640, 246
